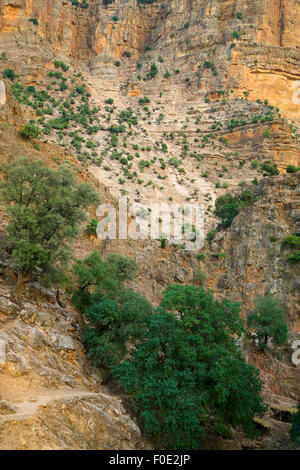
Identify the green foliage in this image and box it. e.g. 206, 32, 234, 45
3, 69, 16, 81
114, 285, 266, 449
286, 165, 298, 173
86, 217, 98, 236
29, 18, 38, 25
287, 251, 300, 264
76, 86, 85, 94
214, 189, 255, 227
19, 121, 40, 139
71, 250, 137, 310
138, 96, 150, 105
159, 237, 167, 248
232, 31, 241, 39
0, 158, 99, 291
83, 289, 152, 367
260, 161, 279, 176
149, 63, 158, 79
214, 193, 242, 227
284, 235, 300, 248
247, 295, 288, 350
290, 403, 300, 447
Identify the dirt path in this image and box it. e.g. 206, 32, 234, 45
0, 390, 97, 424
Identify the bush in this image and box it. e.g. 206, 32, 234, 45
287, 251, 300, 264
83, 290, 152, 367
283, 235, 300, 248
71, 250, 137, 310
232, 31, 241, 39
19, 122, 41, 139
29, 18, 38, 25
247, 295, 288, 350
3, 69, 15, 81
286, 165, 298, 173
260, 161, 279, 176
86, 218, 98, 236
149, 63, 158, 79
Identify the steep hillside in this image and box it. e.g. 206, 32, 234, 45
0, 0, 299, 450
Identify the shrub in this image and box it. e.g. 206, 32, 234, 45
19, 122, 41, 139
29, 18, 38, 25
286, 165, 298, 173
71, 250, 138, 311
86, 218, 98, 236
260, 161, 280, 176
283, 235, 300, 248
287, 251, 300, 264
232, 31, 241, 39
83, 289, 152, 367
149, 63, 158, 79
3, 69, 15, 81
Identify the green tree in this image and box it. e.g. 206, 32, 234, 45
114, 285, 266, 449
247, 295, 288, 350
0, 157, 99, 298
71, 250, 137, 311
214, 193, 242, 227
83, 289, 153, 367
290, 403, 300, 447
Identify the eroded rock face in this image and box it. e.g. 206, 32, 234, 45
0, 0, 299, 450
0, 279, 150, 450
0, 1, 299, 122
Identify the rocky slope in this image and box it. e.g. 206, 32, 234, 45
0, 0, 299, 450
0, 234, 151, 450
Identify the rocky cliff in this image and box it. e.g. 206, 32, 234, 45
0, 0, 299, 450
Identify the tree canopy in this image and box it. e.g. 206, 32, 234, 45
247, 294, 288, 350
71, 249, 138, 310
79, 283, 267, 449
0, 157, 99, 297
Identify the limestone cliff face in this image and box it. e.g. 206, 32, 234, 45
0, 0, 299, 450
1, 0, 299, 123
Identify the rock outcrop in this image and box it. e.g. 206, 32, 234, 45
0, 0, 299, 450
0, 277, 149, 450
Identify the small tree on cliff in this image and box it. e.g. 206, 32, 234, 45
247, 295, 288, 350
0, 157, 99, 298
